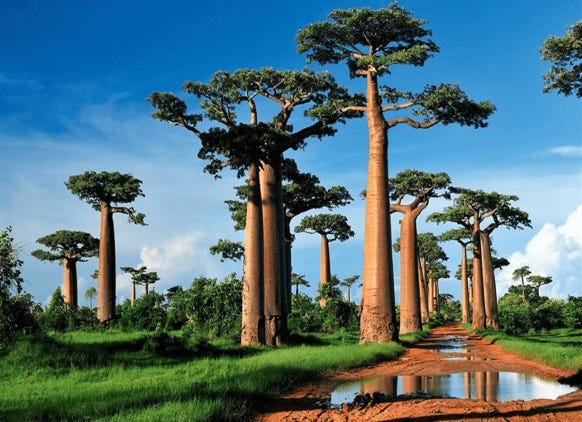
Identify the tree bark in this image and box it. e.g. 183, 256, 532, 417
460, 243, 470, 324
130, 281, 136, 306
241, 162, 265, 345
98, 201, 116, 323
471, 223, 486, 329
319, 234, 331, 307
480, 231, 499, 330
63, 258, 78, 310
419, 256, 429, 323
260, 159, 288, 345
427, 276, 435, 314
360, 69, 397, 343
397, 210, 422, 334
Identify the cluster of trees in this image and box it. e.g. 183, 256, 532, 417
1, 6, 579, 347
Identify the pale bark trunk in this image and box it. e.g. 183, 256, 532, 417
98, 202, 116, 323
63, 258, 78, 310
260, 160, 288, 345
131, 282, 136, 306
471, 223, 486, 329
460, 244, 470, 324
319, 234, 330, 307
419, 256, 429, 323
480, 231, 499, 330
360, 70, 397, 343
241, 162, 265, 345
427, 277, 435, 314
398, 211, 422, 334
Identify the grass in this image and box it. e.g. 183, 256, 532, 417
0, 330, 404, 421
480, 327, 582, 372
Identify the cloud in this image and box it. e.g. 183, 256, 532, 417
548, 145, 582, 158
497, 203, 582, 299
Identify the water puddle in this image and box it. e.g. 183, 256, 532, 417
330, 372, 579, 407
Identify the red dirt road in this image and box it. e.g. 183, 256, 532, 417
254, 324, 582, 421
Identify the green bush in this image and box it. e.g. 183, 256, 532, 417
564, 296, 582, 328
533, 299, 566, 330
40, 287, 69, 332
498, 294, 534, 335
116, 292, 168, 331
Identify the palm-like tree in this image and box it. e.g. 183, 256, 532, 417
85, 287, 97, 309
512, 266, 532, 303
290, 273, 310, 296
340, 275, 360, 303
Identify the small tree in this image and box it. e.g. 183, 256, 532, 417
527, 275, 553, 298
340, 275, 360, 303
291, 273, 310, 296
540, 21, 582, 97
84, 287, 97, 309
294, 213, 354, 307
512, 266, 532, 303
31, 230, 99, 309
66, 171, 146, 323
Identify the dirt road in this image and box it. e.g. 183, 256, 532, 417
255, 324, 582, 421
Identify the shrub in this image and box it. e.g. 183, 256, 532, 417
116, 292, 168, 331
564, 296, 582, 328
498, 293, 534, 335
533, 299, 566, 330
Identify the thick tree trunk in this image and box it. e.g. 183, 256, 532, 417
284, 219, 293, 314
471, 225, 486, 329
241, 162, 265, 345
460, 244, 470, 324
98, 202, 116, 323
419, 256, 429, 323
427, 277, 435, 314
63, 258, 78, 310
360, 70, 397, 343
260, 160, 288, 346
480, 231, 499, 330
398, 211, 422, 334
319, 234, 331, 307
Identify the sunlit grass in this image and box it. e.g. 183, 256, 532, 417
482, 327, 582, 372
0, 330, 403, 421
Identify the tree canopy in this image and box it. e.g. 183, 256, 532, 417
31, 230, 99, 262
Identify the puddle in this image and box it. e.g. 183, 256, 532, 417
330, 372, 579, 407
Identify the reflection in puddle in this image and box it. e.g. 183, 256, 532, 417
330, 372, 578, 407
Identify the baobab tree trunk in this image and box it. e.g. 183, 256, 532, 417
460, 243, 470, 324
241, 162, 265, 346
260, 160, 288, 346
360, 70, 397, 343
471, 227, 486, 330
419, 256, 429, 323
98, 201, 116, 323
397, 211, 422, 334
63, 258, 78, 310
480, 231, 499, 330
427, 276, 435, 314
319, 234, 331, 307
130, 282, 136, 306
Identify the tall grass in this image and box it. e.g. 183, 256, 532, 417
0, 330, 403, 421
482, 327, 582, 372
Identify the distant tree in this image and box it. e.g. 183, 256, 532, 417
297, 3, 495, 343
426, 260, 450, 316
84, 287, 97, 309
66, 171, 146, 322
291, 273, 310, 296
540, 21, 582, 97
31, 230, 99, 309
121, 266, 147, 306
527, 275, 553, 298
512, 266, 532, 303
439, 228, 472, 323
209, 239, 244, 262
415, 233, 448, 321
141, 270, 159, 296
294, 213, 354, 306
340, 275, 360, 303
390, 169, 451, 334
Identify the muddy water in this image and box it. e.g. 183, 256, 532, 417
330, 333, 579, 406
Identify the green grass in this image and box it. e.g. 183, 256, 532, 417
481, 327, 582, 372
0, 330, 403, 421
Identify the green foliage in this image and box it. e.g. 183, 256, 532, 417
438, 293, 461, 321
0, 226, 24, 295
209, 238, 244, 262
564, 296, 582, 328
40, 287, 69, 332
294, 213, 354, 241
31, 230, 99, 262
116, 292, 168, 331
540, 21, 582, 97
498, 292, 534, 335
534, 299, 566, 331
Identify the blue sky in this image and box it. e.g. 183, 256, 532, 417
1, 0, 580, 308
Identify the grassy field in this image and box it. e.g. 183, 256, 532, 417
0, 330, 404, 421
481, 327, 582, 372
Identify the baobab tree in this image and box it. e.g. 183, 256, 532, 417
416, 233, 448, 320
540, 21, 582, 97
512, 265, 532, 303
340, 275, 360, 303
149, 68, 358, 346
390, 169, 451, 334
297, 4, 495, 342
66, 171, 146, 323
84, 286, 96, 309
528, 275, 553, 298
294, 213, 354, 307
121, 266, 146, 306
426, 261, 450, 316
439, 228, 472, 323
31, 230, 99, 310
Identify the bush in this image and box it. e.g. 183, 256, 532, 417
533, 299, 566, 330
116, 292, 168, 331
40, 287, 69, 332
498, 294, 534, 335
564, 296, 582, 328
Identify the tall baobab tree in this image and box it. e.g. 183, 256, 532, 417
294, 213, 354, 307
149, 68, 357, 346
390, 169, 450, 334
32, 230, 99, 310
439, 228, 472, 323
297, 4, 495, 342
66, 171, 145, 322
512, 265, 532, 303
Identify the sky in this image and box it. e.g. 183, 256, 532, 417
1, 0, 581, 308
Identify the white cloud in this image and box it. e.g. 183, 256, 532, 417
497, 203, 582, 299
549, 145, 582, 158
